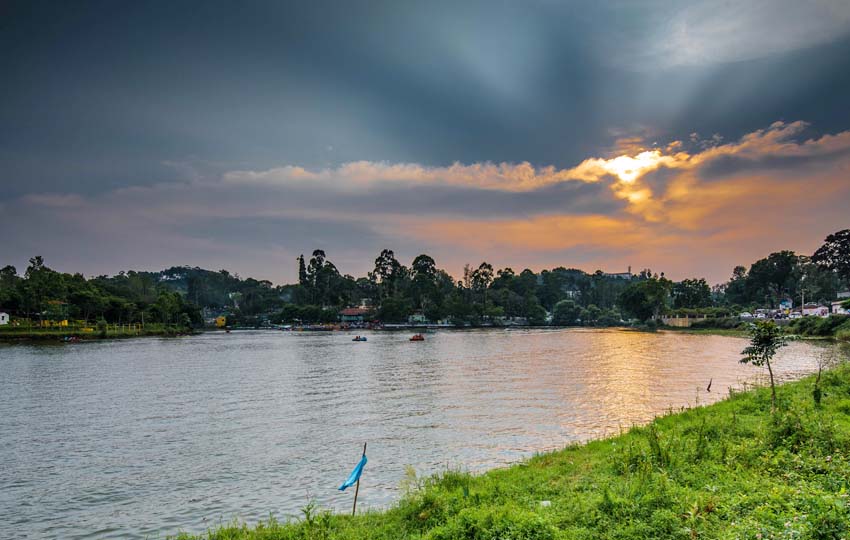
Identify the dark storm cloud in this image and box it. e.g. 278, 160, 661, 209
697, 146, 850, 181
3, 0, 850, 199
3, 0, 850, 282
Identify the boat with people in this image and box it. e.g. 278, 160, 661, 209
352, 336, 367, 342
409, 334, 424, 341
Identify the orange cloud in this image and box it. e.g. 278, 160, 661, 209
409, 215, 664, 252
224, 160, 580, 192
223, 120, 850, 227
14, 120, 850, 284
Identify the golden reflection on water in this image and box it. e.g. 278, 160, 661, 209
435, 329, 843, 450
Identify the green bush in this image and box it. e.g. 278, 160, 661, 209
835, 399, 850, 415
834, 320, 850, 341
690, 317, 743, 330
806, 498, 850, 540
426, 504, 556, 540
787, 315, 849, 337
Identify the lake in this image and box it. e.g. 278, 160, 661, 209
1, 329, 846, 539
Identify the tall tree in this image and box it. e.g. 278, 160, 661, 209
747, 251, 799, 307
672, 278, 712, 309
812, 229, 850, 285
411, 254, 436, 280
471, 262, 494, 311
410, 254, 438, 309
470, 262, 494, 292
724, 265, 750, 306
373, 249, 405, 299
297, 254, 308, 287
0, 265, 21, 312
305, 250, 327, 304
793, 257, 840, 305
22, 256, 66, 320
618, 275, 672, 322
492, 267, 515, 290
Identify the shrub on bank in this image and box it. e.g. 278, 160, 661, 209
787, 314, 850, 337
689, 316, 744, 330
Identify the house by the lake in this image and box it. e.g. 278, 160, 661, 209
339, 307, 371, 323
802, 303, 829, 317
408, 312, 428, 324
0, 310, 9, 325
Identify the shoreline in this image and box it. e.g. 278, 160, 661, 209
167, 361, 850, 540
2, 324, 847, 344
661, 325, 850, 342
0, 327, 197, 343
659, 327, 750, 338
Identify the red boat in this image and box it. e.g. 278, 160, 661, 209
410, 334, 424, 341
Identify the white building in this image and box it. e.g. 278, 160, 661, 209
802, 303, 829, 317
603, 266, 633, 279
0, 312, 9, 325
832, 301, 849, 315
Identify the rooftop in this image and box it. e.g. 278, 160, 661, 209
339, 307, 371, 316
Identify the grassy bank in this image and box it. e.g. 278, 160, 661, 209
662, 314, 850, 342
172, 364, 850, 540
661, 327, 749, 338
0, 323, 193, 341
786, 315, 850, 342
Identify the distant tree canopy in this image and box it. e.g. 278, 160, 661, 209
552, 299, 582, 326
0, 257, 201, 327
672, 278, 712, 309
618, 275, 673, 322
3, 229, 846, 328
720, 238, 846, 309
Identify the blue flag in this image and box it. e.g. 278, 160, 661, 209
338, 454, 367, 491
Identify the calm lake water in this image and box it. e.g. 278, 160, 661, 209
1, 329, 847, 539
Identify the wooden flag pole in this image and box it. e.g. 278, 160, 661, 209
352, 442, 367, 516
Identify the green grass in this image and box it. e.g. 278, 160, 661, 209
171, 364, 850, 540
664, 315, 850, 342
0, 323, 191, 341
786, 316, 850, 341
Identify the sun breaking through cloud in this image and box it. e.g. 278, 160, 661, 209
7, 120, 850, 284
223, 120, 849, 224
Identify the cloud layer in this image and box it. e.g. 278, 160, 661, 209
3, 120, 849, 284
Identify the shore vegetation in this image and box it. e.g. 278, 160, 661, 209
0, 229, 848, 334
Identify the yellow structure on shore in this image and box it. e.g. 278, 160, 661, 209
40, 319, 69, 327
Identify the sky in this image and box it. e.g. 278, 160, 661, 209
2, 0, 850, 285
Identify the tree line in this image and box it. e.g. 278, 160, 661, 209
1, 229, 848, 328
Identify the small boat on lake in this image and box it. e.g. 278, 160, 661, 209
352, 336, 367, 342
409, 334, 424, 342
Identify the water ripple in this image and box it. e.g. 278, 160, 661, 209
0, 329, 846, 539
